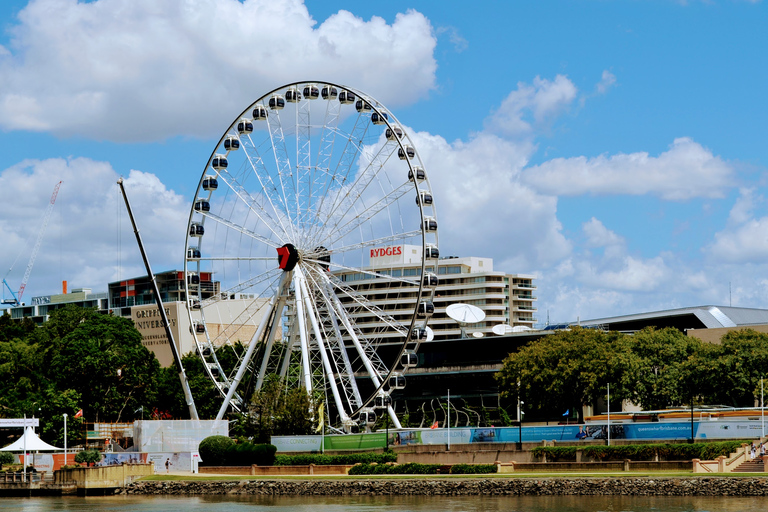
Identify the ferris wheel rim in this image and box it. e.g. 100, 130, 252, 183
183, 81, 439, 428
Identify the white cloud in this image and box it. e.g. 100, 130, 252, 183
436, 26, 467, 52
411, 129, 572, 271
484, 75, 578, 137
596, 70, 616, 95
583, 217, 624, 248
0, 158, 188, 301
521, 137, 734, 200
0, 0, 437, 142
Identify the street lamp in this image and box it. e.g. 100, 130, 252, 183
63, 413, 68, 467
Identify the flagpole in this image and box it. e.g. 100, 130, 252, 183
447, 389, 451, 452
607, 383, 611, 446
63, 413, 68, 467
23, 414, 27, 482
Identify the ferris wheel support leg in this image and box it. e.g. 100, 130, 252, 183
323, 284, 363, 406
387, 404, 402, 430
216, 273, 289, 420
296, 268, 351, 424
328, 291, 381, 388
256, 295, 287, 390
293, 271, 314, 392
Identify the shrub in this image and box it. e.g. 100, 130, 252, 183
227, 442, 277, 466
0, 452, 13, 470
531, 440, 750, 462
348, 462, 442, 475
198, 435, 234, 466
450, 463, 497, 474
74, 449, 101, 467
274, 452, 397, 466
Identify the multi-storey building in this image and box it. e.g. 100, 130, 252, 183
333, 244, 537, 341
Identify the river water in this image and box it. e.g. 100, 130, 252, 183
1, 495, 767, 511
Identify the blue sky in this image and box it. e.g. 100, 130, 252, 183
0, 0, 766, 324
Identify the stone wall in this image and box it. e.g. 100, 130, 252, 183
122, 477, 768, 496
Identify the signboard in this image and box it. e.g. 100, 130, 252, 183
0, 418, 39, 427
271, 435, 323, 453
131, 304, 181, 367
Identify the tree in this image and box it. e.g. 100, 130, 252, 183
625, 327, 704, 410
75, 449, 101, 467
496, 327, 634, 423
0, 452, 13, 470
708, 329, 768, 407
248, 376, 315, 443
40, 306, 161, 422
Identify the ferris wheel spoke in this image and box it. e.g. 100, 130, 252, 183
217, 158, 294, 239
235, 134, 295, 239
198, 210, 282, 249
305, 124, 376, 244
317, 140, 399, 240
199, 268, 281, 308
328, 275, 410, 338
295, 100, 342, 240
213, 165, 290, 243
262, 108, 300, 241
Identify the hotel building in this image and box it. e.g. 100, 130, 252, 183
333, 244, 537, 341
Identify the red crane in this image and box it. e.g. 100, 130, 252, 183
2, 181, 62, 306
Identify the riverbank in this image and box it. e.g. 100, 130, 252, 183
122, 476, 768, 496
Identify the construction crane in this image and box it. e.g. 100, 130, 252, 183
2, 181, 62, 306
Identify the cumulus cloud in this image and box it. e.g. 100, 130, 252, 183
520, 137, 734, 200
706, 188, 768, 264
408, 129, 571, 272
484, 75, 578, 137
0, 158, 188, 300
583, 217, 623, 249
0, 0, 437, 141
596, 70, 616, 95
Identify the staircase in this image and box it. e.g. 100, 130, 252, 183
733, 458, 764, 473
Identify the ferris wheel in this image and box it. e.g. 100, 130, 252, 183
183, 82, 438, 431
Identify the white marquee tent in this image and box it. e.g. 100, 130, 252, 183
0, 427, 62, 452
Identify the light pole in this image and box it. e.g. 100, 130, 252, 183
63, 413, 68, 467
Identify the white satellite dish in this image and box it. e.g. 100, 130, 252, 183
425, 326, 435, 342
446, 303, 486, 323
446, 303, 486, 339
511, 325, 532, 333
492, 324, 514, 336
472, 331, 484, 338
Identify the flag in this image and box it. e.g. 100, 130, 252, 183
74, 409, 83, 418
562, 409, 569, 417
430, 421, 439, 429
314, 403, 325, 433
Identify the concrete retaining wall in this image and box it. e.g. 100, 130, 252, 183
54, 463, 153, 489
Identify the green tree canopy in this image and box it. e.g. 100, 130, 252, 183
624, 327, 704, 410
496, 327, 634, 422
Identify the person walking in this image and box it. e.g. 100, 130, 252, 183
165, 458, 171, 474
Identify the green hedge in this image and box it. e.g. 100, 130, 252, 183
532, 440, 749, 462
348, 462, 497, 475
349, 462, 442, 475
274, 452, 397, 466
450, 463, 497, 474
